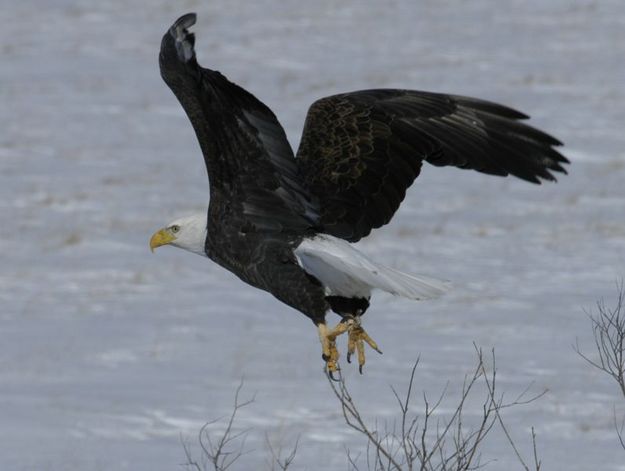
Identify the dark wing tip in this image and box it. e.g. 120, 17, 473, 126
171, 12, 197, 34
161, 13, 198, 66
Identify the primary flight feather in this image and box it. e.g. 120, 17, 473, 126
150, 13, 568, 375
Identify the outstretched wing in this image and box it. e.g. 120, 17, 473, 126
296, 89, 568, 242
159, 14, 317, 232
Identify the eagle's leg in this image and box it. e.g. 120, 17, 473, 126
317, 321, 350, 376
345, 316, 383, 374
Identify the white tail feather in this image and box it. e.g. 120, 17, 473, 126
294, 235, 451, 300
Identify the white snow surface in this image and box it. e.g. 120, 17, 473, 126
1, 1, 625, 470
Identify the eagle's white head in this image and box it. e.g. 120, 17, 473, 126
149, 213, 208, 256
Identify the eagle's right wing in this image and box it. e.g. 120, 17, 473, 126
296, 89, 568, 242
160, 14, 317, 232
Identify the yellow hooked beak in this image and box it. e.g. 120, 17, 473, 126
149, 228, 177, 253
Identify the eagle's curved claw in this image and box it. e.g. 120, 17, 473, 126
328, 369, 342, 382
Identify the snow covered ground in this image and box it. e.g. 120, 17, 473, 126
1, 0, 624, 469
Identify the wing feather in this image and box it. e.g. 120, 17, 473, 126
296, 89, 568, 241
295, 235, 451, 300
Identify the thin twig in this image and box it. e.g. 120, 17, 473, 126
326, 369, 404, 471
531, 428, 541, 471
182, 380, 255, 471
265, 432, 300, 471
328, 347, 544, 471
575, 282, 625, 455
181, 434, 203, 471
574, 281, 625, 398
476, 346, 545, 471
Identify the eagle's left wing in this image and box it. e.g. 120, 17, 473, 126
296, 89, 568, 242
159, 14, 317, 232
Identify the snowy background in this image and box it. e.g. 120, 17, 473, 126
2, 0, 625, 469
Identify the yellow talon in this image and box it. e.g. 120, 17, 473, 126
318, 318, 382, 375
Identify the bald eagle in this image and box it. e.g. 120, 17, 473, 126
150, 13, 568, 375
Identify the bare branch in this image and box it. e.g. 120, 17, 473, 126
476, 347, 530, 471
575, 281, 625, 454
325, 369, 404, 471
574, 280, 625, 398
531, 428, 541, 471
265, 433, 300, 471
345, 446, 363, 471
328, 347, 544, 471
181, 434, 203, 471
182, 380, 255, 471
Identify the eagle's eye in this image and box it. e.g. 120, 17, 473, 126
171, 225, 180, 233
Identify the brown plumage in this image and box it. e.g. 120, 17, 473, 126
297, 90, 567, 241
